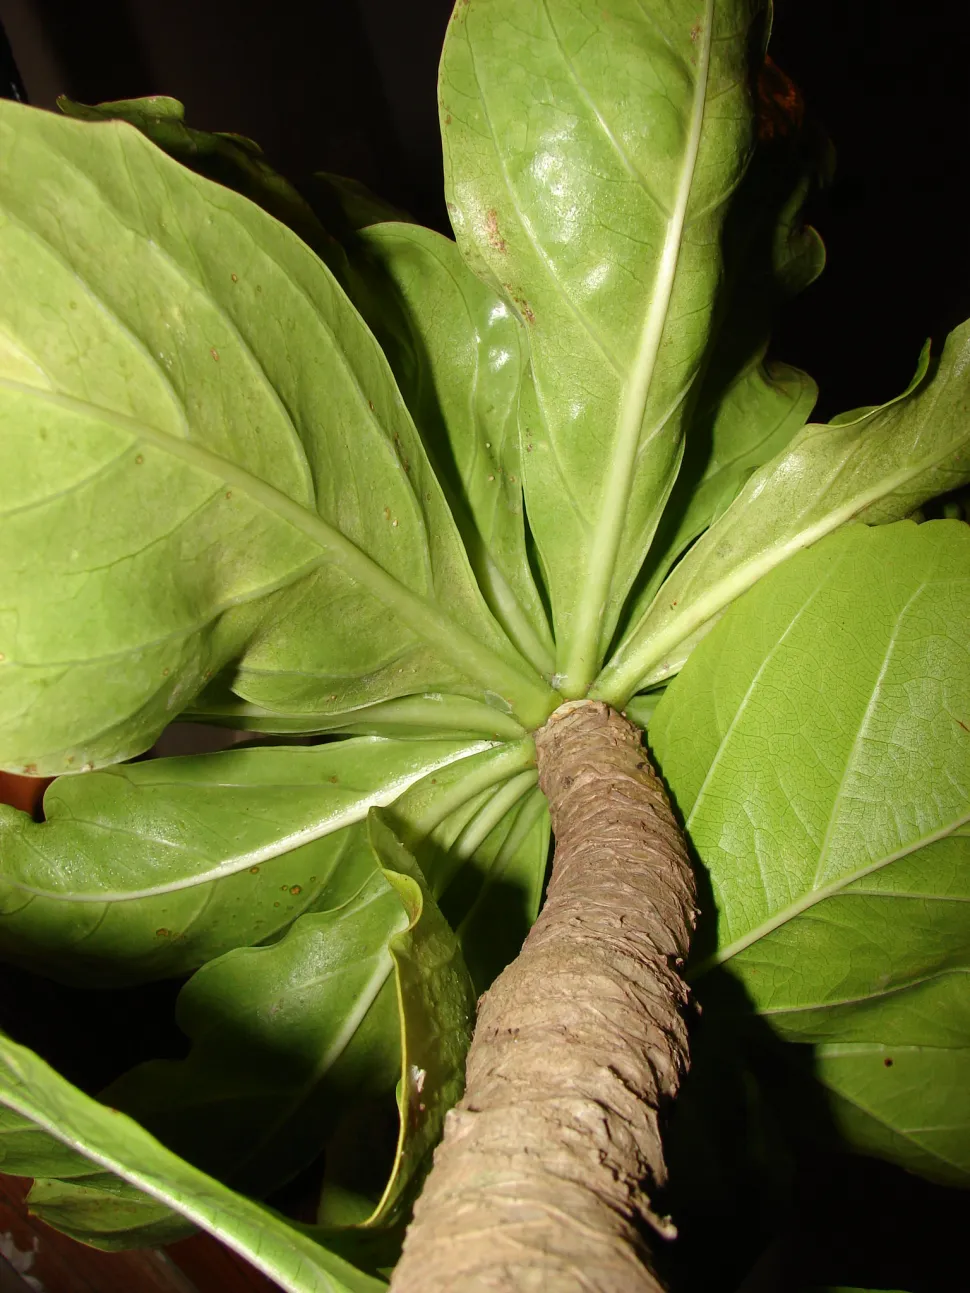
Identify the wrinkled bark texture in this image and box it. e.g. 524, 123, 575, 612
390, 700, 698, 1293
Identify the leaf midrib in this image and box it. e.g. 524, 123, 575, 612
596, 440, 970, 701
562, 0, 715, 694
4, 741, 495, 902
689, 811, 970, 981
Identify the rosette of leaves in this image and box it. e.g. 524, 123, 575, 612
1, 1, 968, 1290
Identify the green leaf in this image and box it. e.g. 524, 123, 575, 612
0, 737, 489, 985
1, 1103, 91, 1176
440, 0, 767, 694
0, 100, 557, 774
185, 690, 528, 740
385, 739, 539, 901
2, 1103, 193, 1248
815, 1035, 970, 1187
0, 1032, 386, 1292
347, 222, 555, 675
596, 321, 969, 702
27, 1173, 195, 1249
97, 812, 476, 1206
623, 687, 666, 730
650, 520, 970, 1184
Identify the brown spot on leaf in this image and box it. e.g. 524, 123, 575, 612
290, 885, 302, 895
485, 208, 507, 254
210, 347, 220, 362
155, 929, 170, 938
957, 717, 970, 733
444, 113, 452, 125
884, 1057, 894, 1067
225, 490, 233, 499
135, 454, 144, 465
231, 273, 238, 283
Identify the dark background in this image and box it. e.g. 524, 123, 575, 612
2, 2, 970, 1289
4, 0, 970, 417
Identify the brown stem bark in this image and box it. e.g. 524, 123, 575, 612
389, 700, 698, 1293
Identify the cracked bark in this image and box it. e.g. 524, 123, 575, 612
390, 700, 698, 1293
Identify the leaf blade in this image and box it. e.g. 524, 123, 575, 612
440, 0, 766, 692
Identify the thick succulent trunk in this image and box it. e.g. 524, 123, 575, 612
390, 700, 698, 1293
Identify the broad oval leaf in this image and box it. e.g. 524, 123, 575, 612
598, 322, 970, 701
440, 0, 767, 693
650, 520, 970, 1184
0, 101, 557, 774
0, 1031, 386, 1293
0, 737, 492, 985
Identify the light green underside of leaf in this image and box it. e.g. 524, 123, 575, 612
440, 0, 764, 694
184, 690, 528, 741
93, 814, 474, 1210
623, 356, 817, 625
3, 769, 548, 1252
651, 521, 970, 1182
0, 100, 555, 774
